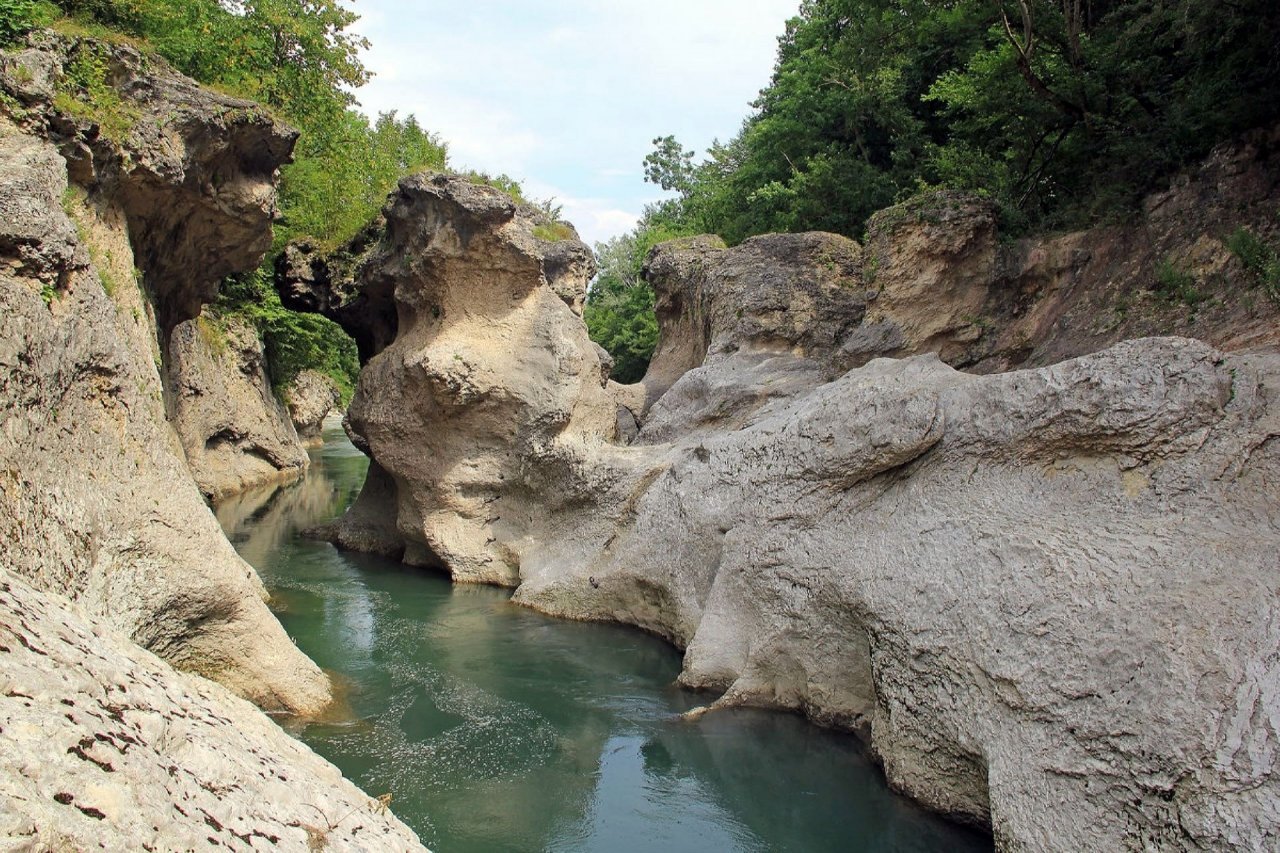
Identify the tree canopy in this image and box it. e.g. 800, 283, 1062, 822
652, 0, 1280, 243
587, 0, 1280, 382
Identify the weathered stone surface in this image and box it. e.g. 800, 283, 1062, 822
167, 311, 309, 500
1, 32, 297, 332
319, 173, 620, 585
0, 37, 329, 715
0, 568, 425, 852
515, 337, 1280, 850
286, 369, 342, 446
314, 148, 1280, 848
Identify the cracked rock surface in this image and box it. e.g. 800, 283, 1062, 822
0, 569, 424, 852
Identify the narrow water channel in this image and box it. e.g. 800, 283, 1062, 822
217, 418, 992, 853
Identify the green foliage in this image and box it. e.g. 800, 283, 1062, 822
1227, 227, 1280, 301
532, 221, 575, 243
52, 39, 139, 138
279, 108, 447, 251
584, 214, 688, 383
195, 312, 228, 357
1153, 257, 1204, 307
642, 0, 1280, 245
461, 170, 528, 203
34, 0, 453, 395
0, 0, 56, 44
216, 270, 358, 404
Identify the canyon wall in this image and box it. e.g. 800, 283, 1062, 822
0, 33, 328, 714
300, 150, 1280, 849
0, 30, 432, 849
166, 310, 309, 501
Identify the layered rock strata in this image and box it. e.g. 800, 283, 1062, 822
167, 311, 310, 500
307, 164, 1280, 849
0, 568, 425, 851
0, 35, 328, 713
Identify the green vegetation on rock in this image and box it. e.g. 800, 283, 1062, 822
585, 0, 1280, 379
6, 0, 453, 400
1227, 227, 1280, 302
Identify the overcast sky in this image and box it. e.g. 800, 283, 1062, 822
350, 1, 799, 247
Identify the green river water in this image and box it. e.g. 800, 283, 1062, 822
216, 418, 992, 853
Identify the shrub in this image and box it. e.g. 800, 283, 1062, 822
0, 0, 57, 46
1227, 227, 1280, 301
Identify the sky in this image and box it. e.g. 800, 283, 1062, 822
349, 1, 800, 248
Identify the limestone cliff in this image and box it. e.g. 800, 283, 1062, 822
166, 310, 310, 500
0, 34, 328, 714
298, 156, 1280, 849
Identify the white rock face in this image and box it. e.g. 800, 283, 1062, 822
0, 39, 330, 715
0, 568, 425, 852
168, 312, 310, 500
315, 169, 1280, 849
325, 174, 620, 586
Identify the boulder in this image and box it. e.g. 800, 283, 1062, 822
0, 568, 424, 851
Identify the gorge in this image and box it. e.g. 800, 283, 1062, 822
1, 16, 1278, 853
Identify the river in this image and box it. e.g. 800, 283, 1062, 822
216, 417, 992, 853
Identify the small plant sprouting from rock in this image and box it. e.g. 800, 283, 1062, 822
1153, 257, 1205, 308
1226, 227, 1280, 302
52, 41, 140, 141
196, 313, 229, 358
532, 221, 575, 242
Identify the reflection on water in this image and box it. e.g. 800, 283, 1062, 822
218, 416, 992, 853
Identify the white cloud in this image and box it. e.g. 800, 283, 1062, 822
349, 0, 799, 242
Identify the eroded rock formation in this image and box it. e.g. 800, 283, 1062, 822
285, 369, 342, 446
307, 150, 1280, 849
0, 568, 424, 851
0, 35, 328, 714
306, 174, 619, 585
167, 311, 310, 500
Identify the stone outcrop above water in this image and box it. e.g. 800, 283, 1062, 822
167, 312, 310, 500
0, 568, 425, 852
286, 369, 342, 445
312, 146, 1280, 849
316, 173, 619, 585
0, 35, 329, 714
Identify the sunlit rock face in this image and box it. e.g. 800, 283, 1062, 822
0, 567, 425, 851
316, 173, 623, 586
300, 143, 1279, 849
167, 311, 310, 500
0, 34, 329, 715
